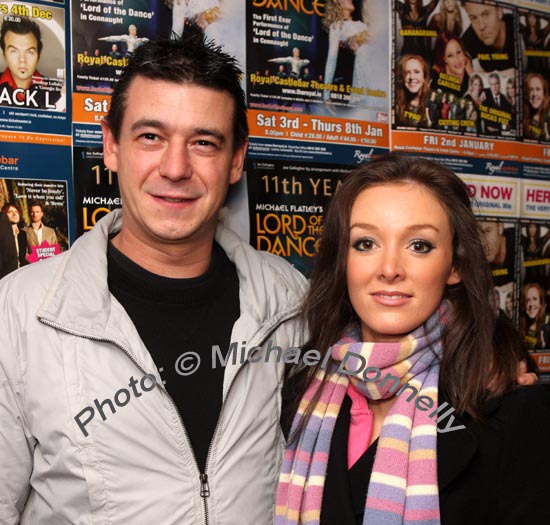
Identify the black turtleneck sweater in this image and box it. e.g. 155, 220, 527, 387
107, 240, 240, 473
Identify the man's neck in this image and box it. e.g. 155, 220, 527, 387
494, 22, 506, 51
111, 229, 214, 279
31, 222, 42, 231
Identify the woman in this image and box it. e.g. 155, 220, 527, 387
322, 0, 369, 105
464, 73, 485, 107
277, 154, 549, 524
396, 0, 438, 59
521, 222, 550, 288
431, 32, 472, 97
520, 283, 550, 350
464, 98, 478, 133
523, 73, 550, 142
395, 54, 430, 127
429, 0, 463, 37
1, 201, 28, 270
169, 0, 221, 38
520, 12, 550, 75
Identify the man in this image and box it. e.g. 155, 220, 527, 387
25, 202, 58, 250
269, 47, 310, 79
98, 24, 149, 55
461, 1, 516, 72
0, 33, 306, 523
0, 209, 17, 278
480, 72, 513, 135
109, 44, 122, 59
478, 218, 516, 286
0, 17, 61, 109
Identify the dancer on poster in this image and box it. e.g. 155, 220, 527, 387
169, 0, 221, 39
523, 72, 550, 143
98, 25, 149, 55
322, 0, 370, 106
268, 48, 310, 79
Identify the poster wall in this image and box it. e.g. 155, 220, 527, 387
0, 1, 548, 376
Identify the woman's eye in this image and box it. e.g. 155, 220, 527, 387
409, 240, 433, 253
352, 239, 375, 251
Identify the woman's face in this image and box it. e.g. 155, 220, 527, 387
528, 14, 537, 28
528, 77, 545, 110
505, 294, 513, 317
471, 77, 482, 94
506, 81, 515, 99
444, 39, 466, 77
404, 58, 425, 95
444, 0, 455, 12
346, 183, 460, 342
525, 287, 541, 320
528, 223, 538, 238
5, 206, 19, 224
339, 0, 354, 15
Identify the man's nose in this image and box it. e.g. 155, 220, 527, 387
159, 142, 192, 180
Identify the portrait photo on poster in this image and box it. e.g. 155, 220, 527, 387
392, 0, 519, 139
0, 2, 65, 111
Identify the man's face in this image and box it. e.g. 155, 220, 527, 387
102, 77, 247, 250
489, 76, 500, 97
479, 220, 503, 263
30, 206, 44, 225
3, 31, 39, 89
465, 3, 504, 47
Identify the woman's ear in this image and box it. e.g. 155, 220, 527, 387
447, 267, 461, 286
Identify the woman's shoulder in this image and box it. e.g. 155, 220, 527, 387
438, 385, 550, 524
494, 384, 550, 421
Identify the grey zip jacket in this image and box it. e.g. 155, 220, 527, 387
0, 209, 308, 525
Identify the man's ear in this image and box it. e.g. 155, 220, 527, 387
497, 7, 503, 20
447, 266, 461, 286
229, 139, 248, 185
101, 120, 119, 173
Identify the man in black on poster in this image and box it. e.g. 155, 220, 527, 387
0, 211, 17, 278
461, 1, 516, 72
481, 72, 512, 135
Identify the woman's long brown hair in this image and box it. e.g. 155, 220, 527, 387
284, 154, 524, 437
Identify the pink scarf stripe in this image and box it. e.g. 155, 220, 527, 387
276, 304, 447, 524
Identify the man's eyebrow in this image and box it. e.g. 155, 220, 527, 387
130, 119, 226, 142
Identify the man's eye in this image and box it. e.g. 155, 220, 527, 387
196, 140, 216, 147
409, 240, 434, 253
352, 238, 375, 251
140, 133, 158, 141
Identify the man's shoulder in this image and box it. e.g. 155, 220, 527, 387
215, 223, 308, 297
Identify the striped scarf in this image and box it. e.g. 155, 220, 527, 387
276, 304, 447, 525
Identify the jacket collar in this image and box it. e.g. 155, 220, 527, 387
437, 393, 503, 490
37, 208, 305, 348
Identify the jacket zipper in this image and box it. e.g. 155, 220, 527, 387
40, 318, 291, 525
38, 319, 210, 522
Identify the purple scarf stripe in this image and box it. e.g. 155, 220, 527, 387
276, 304, 448, 524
